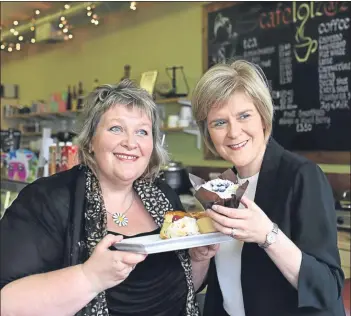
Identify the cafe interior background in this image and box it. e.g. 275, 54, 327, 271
0, 0, 350, 296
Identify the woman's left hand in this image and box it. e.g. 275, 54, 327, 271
206, 195, 273, 244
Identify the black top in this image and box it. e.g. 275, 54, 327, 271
106, 229, 187, 316
0, 165, 191, 316
203, 138, 345, 316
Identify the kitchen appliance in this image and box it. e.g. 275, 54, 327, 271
336, 210, 350, 231
161, 161, 192, 195
157, 66, 189, 99
120, 64, 131, 82
336, 190, 351, 231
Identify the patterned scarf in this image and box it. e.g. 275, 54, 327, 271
79, 168, 200, 316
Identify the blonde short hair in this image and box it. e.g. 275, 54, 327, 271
191, 60, 274, 156
76, 80, 169, 181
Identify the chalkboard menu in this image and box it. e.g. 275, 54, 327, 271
206, 1, 351, 151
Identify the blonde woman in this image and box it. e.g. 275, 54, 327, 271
1, 81, 203, 316
189, 60, 345, 316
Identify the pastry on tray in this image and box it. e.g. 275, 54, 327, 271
160, 210, 216, 239
160, 169, 249, 240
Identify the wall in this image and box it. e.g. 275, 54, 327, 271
1, 2, 349, 175
1, 2, 203, 104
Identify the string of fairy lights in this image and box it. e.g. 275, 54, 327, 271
1, 8, 42, 52
0, 2, 138, 53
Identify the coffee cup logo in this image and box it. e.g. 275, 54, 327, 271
294, 37, 318, 63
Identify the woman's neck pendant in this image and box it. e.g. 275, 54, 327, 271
112, 213, 129, 227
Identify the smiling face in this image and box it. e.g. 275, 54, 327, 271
207, 91, 267, 178
91, 104, 153, 186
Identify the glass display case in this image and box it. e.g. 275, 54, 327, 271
1, 179, 28, 218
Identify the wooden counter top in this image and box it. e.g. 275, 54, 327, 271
338, 231, 351, 279
338, 230, 351, 251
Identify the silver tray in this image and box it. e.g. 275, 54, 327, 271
113, 232, 232, 254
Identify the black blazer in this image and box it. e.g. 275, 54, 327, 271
203, 138, 345, 316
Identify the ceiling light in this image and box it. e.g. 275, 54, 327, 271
68, 34, 73, 39
59, 23, 63, 28
64, 4, 70, 9
63, 28, 68, 33
1, 44, 5, 50
30, 26, 35, 31
87, 6, 91, 11
87, 11, 92, 16
35, 10, 40, 15
130, 2, 137, 10
8, 47, 13, 52
61, 16, 66, 21
31, 38, 36, 43
10, 28, 15, 33
14, 31, 19, 36
16, 43, 21, 50
13, 21, 19, 26
94, 20, 99, 25
18, 36, 23, 41
91, 19, 95, 24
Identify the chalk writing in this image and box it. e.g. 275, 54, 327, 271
279, 43, 293, 84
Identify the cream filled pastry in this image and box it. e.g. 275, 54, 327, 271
164, 217, 200, 238
160, 211, 216, 239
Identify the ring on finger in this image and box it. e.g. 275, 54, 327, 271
231, 227, 237, 238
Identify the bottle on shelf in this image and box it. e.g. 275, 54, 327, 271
92, 78, 100, 90
77, 81, 84, 110
66, 85, 72, 111
72, 85, 78, 111
120, 64, 131, 82
49, 144, 57, 176
56, 142, 65, 173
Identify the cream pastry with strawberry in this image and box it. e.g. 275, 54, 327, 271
160, 211, 217, 239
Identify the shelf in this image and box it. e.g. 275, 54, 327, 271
155, 98, 191, 105
177, 99, 191, 106
21, 132, 59, 137
160, 127, 184, 132
155, 97, 181, 104
21, 132, 43, 137
1, 97, 19, 101
4, 110, 83, 120
1, 179, 28, 192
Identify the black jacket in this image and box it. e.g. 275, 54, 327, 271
203, 139, 345, 316
0, 165, 184, 289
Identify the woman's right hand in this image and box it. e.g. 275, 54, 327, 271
81, 234, 147, 293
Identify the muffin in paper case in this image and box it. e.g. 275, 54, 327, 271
189, 169, 249, 210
